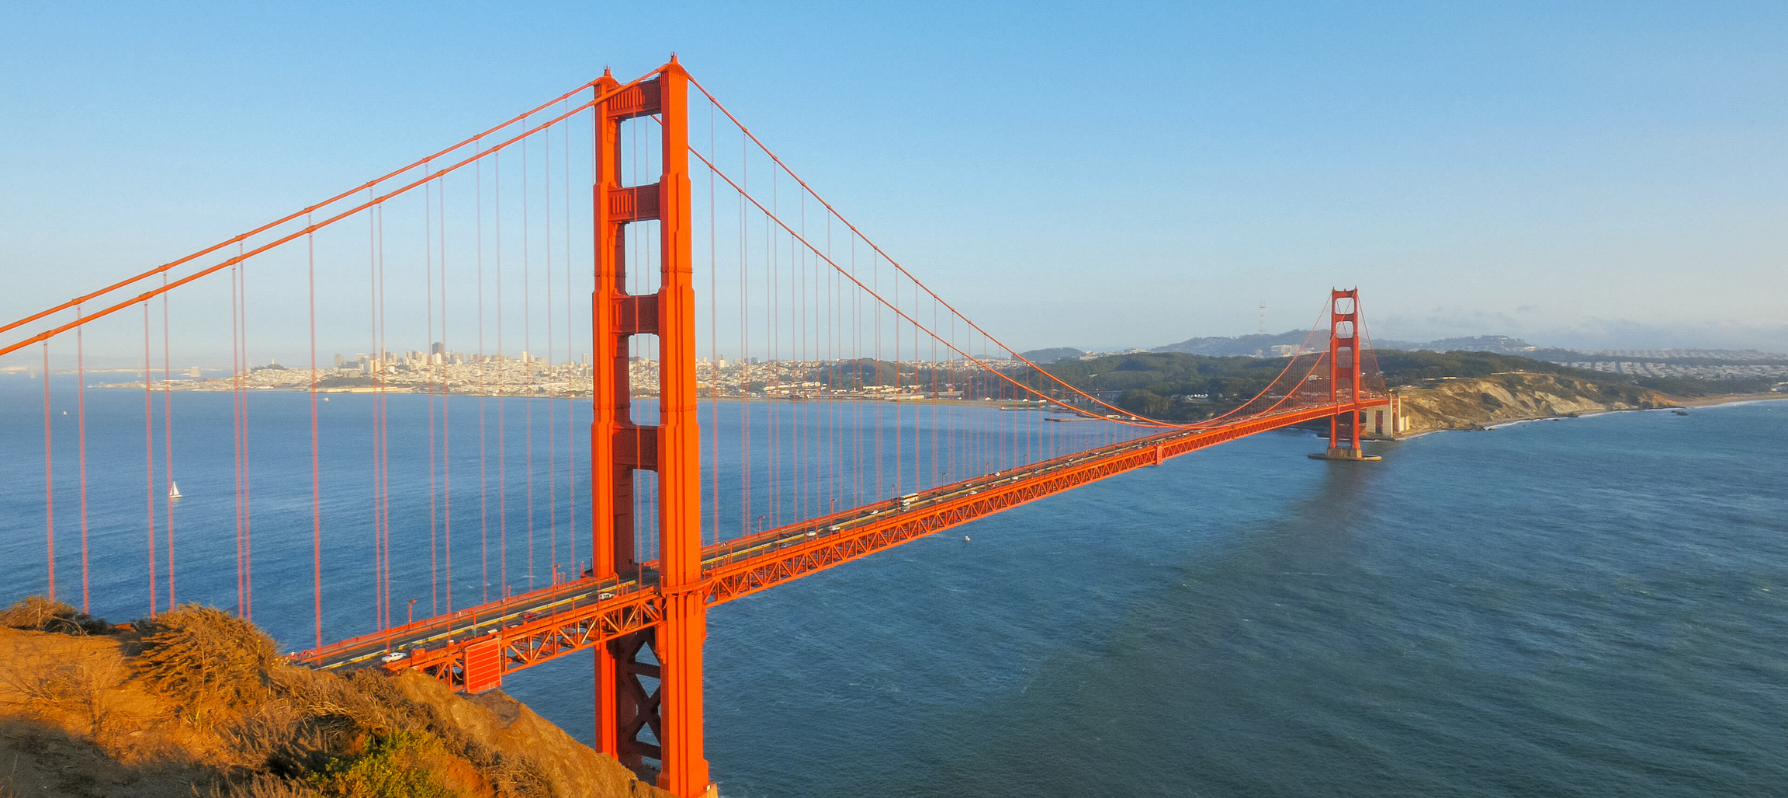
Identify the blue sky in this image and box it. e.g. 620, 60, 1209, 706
2, 1, 1784, 352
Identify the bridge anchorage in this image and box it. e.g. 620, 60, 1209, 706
3, 56, 1395, 797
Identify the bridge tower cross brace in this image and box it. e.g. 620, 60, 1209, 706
590, 58, 713, 798
1327, 288, 1364, 455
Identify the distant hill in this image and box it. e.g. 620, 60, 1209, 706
1153, 330, 1310, 357
1018, 347, 1085, 363
1067, 328, 1783, 370
1156, 331, 1538, 356
1030, 348, 1769, 423
1414, 335, 1537, 354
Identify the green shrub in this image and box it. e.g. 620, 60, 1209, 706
304, 731, 452, 798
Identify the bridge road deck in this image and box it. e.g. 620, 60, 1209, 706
298, 399, 1386, 689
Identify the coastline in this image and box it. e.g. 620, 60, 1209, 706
1675, 391, 1788, 408
1429, 391, 1787, 434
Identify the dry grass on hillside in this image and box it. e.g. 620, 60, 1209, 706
0, 597, 110, 637
133, 606, 277, 723
0, 598, 665, 798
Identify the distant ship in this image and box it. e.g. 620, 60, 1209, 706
168, 481, 183, 500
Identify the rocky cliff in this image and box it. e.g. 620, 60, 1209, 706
1396, 372, 1674, 433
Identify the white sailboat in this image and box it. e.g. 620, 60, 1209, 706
168, 481, 183, 500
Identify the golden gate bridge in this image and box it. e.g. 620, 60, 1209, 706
0, 58, 1393, 797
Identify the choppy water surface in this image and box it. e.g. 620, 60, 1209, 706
604, 403, 1783, 798
4, 375, 1784, 796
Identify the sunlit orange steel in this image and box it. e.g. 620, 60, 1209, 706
6, 57, 1398, 798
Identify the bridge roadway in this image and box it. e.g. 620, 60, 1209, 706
295, 399, 1385, 690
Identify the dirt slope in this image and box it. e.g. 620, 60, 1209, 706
397, 673, 669, 798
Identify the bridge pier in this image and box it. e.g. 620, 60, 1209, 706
1309, 446, 1382, 461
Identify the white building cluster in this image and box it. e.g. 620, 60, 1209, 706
103, 350, 1029, 403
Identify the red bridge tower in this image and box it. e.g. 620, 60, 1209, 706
590, 58, 714, 797
1313, 288, 1383, 461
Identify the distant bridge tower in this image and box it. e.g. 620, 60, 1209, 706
590, 58, 714, 798
1312, 288, 1382, 461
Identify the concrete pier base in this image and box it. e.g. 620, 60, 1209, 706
1308, 447, 1382, 462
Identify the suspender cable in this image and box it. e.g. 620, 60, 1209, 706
143, 304, 158, 616
496, 152, 508, 596
232, 265, 245, 616
739, 136, 751, 541
367, 204, 379, 627
42, 342, 55, 602
801, 187, 808, 515
368, 199, 384, 630
545, 127, 557, 582
3, 78, 660, 364
233, 245, 254, 620
708, 101, 719, 546
308, 213, 322, 649
872, 250, 881, 503
0, 78, 614, 347
562, 109, 578, 573
768, 168, 778, 529
852, 237, 860, 507
524, 135, 535, 592
476, 147, 489, 603
161, 274, 175, 608
77, 308, 89, 613
689, 147, 1185, 430
375, 204, 390, 628
426, 167, 439, 617
892, 268, 900, 498
244, 251, 254, 619
371, 205, 386, 629
440, 174, 453, 611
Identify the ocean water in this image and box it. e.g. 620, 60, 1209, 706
630, 403, 1785, 797
3, 375, 1785, 796
0, 375, 1140, 635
